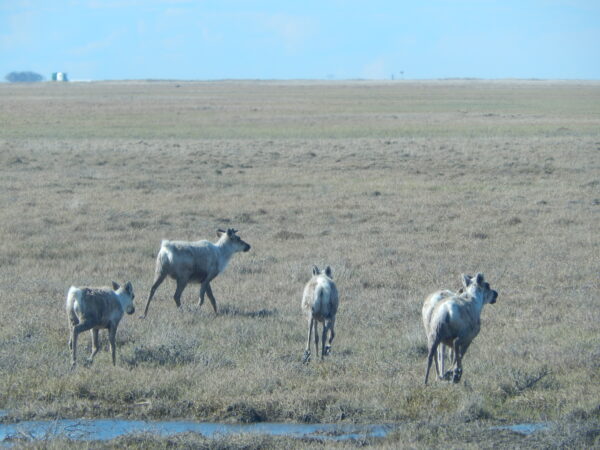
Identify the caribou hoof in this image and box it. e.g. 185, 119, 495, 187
324, 345, 331, 356
442, 370, 453, 381
302, 351, 311, 364
453, 368, 463, 383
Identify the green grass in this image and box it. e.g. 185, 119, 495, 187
0, 80, 599, 448
1, 80, 599, 139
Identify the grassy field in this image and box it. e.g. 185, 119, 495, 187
0, 80, 599, 448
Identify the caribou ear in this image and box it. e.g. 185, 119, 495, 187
475, 273, 484, 285
217, 229, 225, 237
125, 281, 134, 295
312, 265, 320, 276
324, 266, 332, 278
112, 281, 120, 291
461, 274, 471, 289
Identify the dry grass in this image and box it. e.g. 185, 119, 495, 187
0, 80, 599, 447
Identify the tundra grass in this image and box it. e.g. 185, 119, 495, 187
0, 81, 599, 448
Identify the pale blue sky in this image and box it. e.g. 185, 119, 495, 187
1, 0, 599, 81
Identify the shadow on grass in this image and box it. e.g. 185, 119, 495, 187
218, 306, 278, 319
123, 343, 195, 367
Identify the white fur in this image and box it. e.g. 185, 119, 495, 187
302, 266, 339, 363
141, 228, 251, 317
424, 273, 498, 385
422, 289, 455, 380
66, 281, 135, 367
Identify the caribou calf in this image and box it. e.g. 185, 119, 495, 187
302, 265, 339, 363
66, 281, 135, 367
141, 228, 251, 318
424, 273, 498, 384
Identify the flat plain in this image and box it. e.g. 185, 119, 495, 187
0, 80, 599, 448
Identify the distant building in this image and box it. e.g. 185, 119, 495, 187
51, 72, 69, 82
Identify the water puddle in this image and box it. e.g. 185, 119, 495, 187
492, 423, 549, 435
0, 412, 551, 444
0, 417, 392, 443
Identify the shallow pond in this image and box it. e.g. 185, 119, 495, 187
0, 417, 391, 443
0, 411, 550, 444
